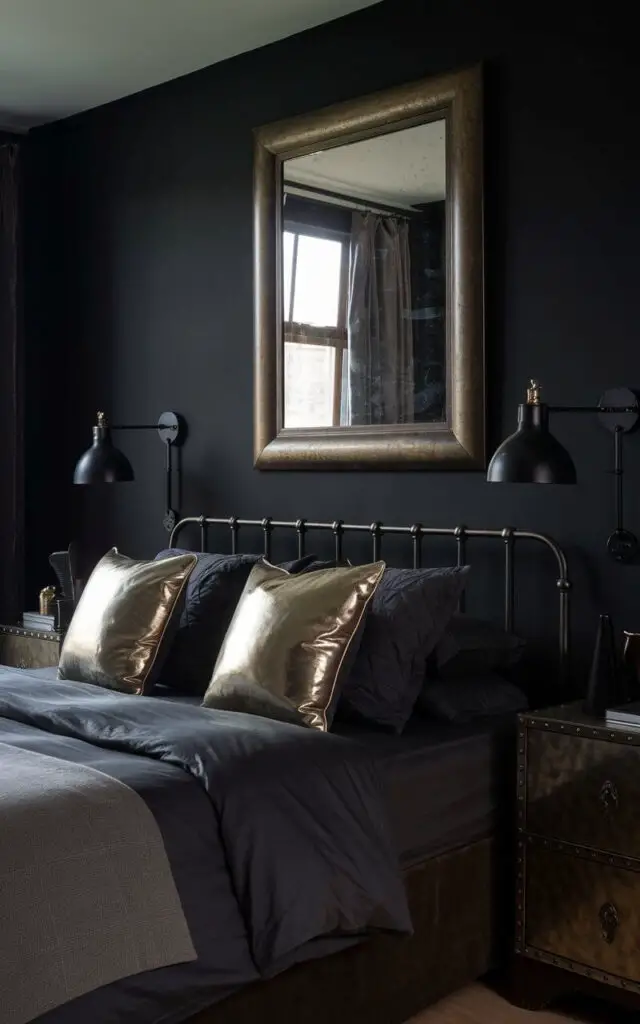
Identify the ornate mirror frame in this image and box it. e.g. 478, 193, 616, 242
254, 64, 484, 470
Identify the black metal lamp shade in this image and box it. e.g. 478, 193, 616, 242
487, 401, 577, 484
73, 423, 135, 484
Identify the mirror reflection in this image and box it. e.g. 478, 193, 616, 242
282, 119, 446, 430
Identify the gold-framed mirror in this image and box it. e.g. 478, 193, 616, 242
254, 65, 484, 470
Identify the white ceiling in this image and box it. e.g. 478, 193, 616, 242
0, 0, 379, 131
285, 120, 447, 209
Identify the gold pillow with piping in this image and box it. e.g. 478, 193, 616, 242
58, 548, 197, 694
202, 559, 385, 729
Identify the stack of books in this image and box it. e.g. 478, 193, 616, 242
22, 611, 56, 632
606, 703, 640, 728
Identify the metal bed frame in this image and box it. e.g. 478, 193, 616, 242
169, 515, 572, 677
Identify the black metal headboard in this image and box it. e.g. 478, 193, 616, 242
169, 516, 571, 678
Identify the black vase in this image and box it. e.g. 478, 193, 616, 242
584, 614, 620, 716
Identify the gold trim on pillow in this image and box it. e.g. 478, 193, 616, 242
202, 560, 385, 729
58, 548, 197, 695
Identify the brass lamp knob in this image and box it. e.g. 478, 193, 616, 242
526, 380, 541, 405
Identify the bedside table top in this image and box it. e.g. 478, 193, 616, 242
520, 700, 640, 746
0, 624, 63, 642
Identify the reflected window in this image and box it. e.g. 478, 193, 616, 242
283, 220, 348, 428
291, 235, 342, 327
284, 342, 336, 427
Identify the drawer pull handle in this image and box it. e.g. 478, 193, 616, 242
599, 902, 619, 944
599, 779, 619, 813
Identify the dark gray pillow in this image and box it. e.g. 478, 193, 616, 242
279, 554, 321, 573
434, 614, 526, 678
154, 550, 329, 694
338, 565, 470, 733
417, 673, 528, 722
154, 549, 263, 694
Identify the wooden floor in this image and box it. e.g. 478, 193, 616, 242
408, 984, 625, 1023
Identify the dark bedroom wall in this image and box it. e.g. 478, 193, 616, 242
23, 1, 640, 675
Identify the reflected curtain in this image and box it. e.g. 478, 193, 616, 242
0, 142, 23, 620
346, 213, 413, 426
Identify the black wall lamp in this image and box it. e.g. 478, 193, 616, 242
73, 411, 185, 532
488, 381, 640, 562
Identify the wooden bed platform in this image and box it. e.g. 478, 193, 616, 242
189, 837, 508, 1024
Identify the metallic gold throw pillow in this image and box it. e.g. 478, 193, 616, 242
58, 548, 197, 695
202, 560, 385, 730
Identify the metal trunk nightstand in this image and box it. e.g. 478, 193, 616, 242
0, 624, 62, 670
511, 701, 640, 1013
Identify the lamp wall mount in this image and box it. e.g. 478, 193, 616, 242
156, 411, 183, 447
596, 387, 640, 435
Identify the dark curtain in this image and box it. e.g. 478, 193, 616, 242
0, 142, 23, 621
346, 213, 414, 426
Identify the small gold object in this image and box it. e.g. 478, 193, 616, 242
97, 411, 107, 427
526, 379, 541, 405
39, 585, 57, 616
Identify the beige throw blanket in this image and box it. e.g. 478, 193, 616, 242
0, 742, 196, 1024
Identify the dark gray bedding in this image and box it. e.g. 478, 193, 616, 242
0, 671, 410, 1024
333, 714, 516, 866
155, 685, 514, 866
137, 684, 515, 865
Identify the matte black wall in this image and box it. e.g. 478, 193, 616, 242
24, 1, 640, 674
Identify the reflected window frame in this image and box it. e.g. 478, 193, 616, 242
283, 208, 349, 428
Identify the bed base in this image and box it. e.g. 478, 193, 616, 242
186, 837, 505, 1024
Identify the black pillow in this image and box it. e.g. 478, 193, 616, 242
338, 565, 470, 734
416, 673, 529, 723
279, 554, 321, 573
153, 550, 330, 694
154, 550, 263, 694
433, 614, 526, 678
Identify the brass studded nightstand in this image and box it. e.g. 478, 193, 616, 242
0, 624, 62, 670
510, 702, 640, 1013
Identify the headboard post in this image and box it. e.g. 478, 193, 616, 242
296, 519, 307, 559
370, 522, 383, 562
502, 527, 515, 634
332, 521, 344, 562
411, 524, 423, 570
262, 518, 273, 560
454, 526, 467, 612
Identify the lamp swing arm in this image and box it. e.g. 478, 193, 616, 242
548, 404, 640, 415
108, 421, 180, 433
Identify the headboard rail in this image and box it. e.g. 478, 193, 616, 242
169, 516, 571, 678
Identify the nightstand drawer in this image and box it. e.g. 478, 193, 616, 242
525, 843, 640, 983
526, 729, 640, 859
0, 632, 61, 670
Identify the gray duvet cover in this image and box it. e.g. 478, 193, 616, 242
0, 672, 410, 1024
